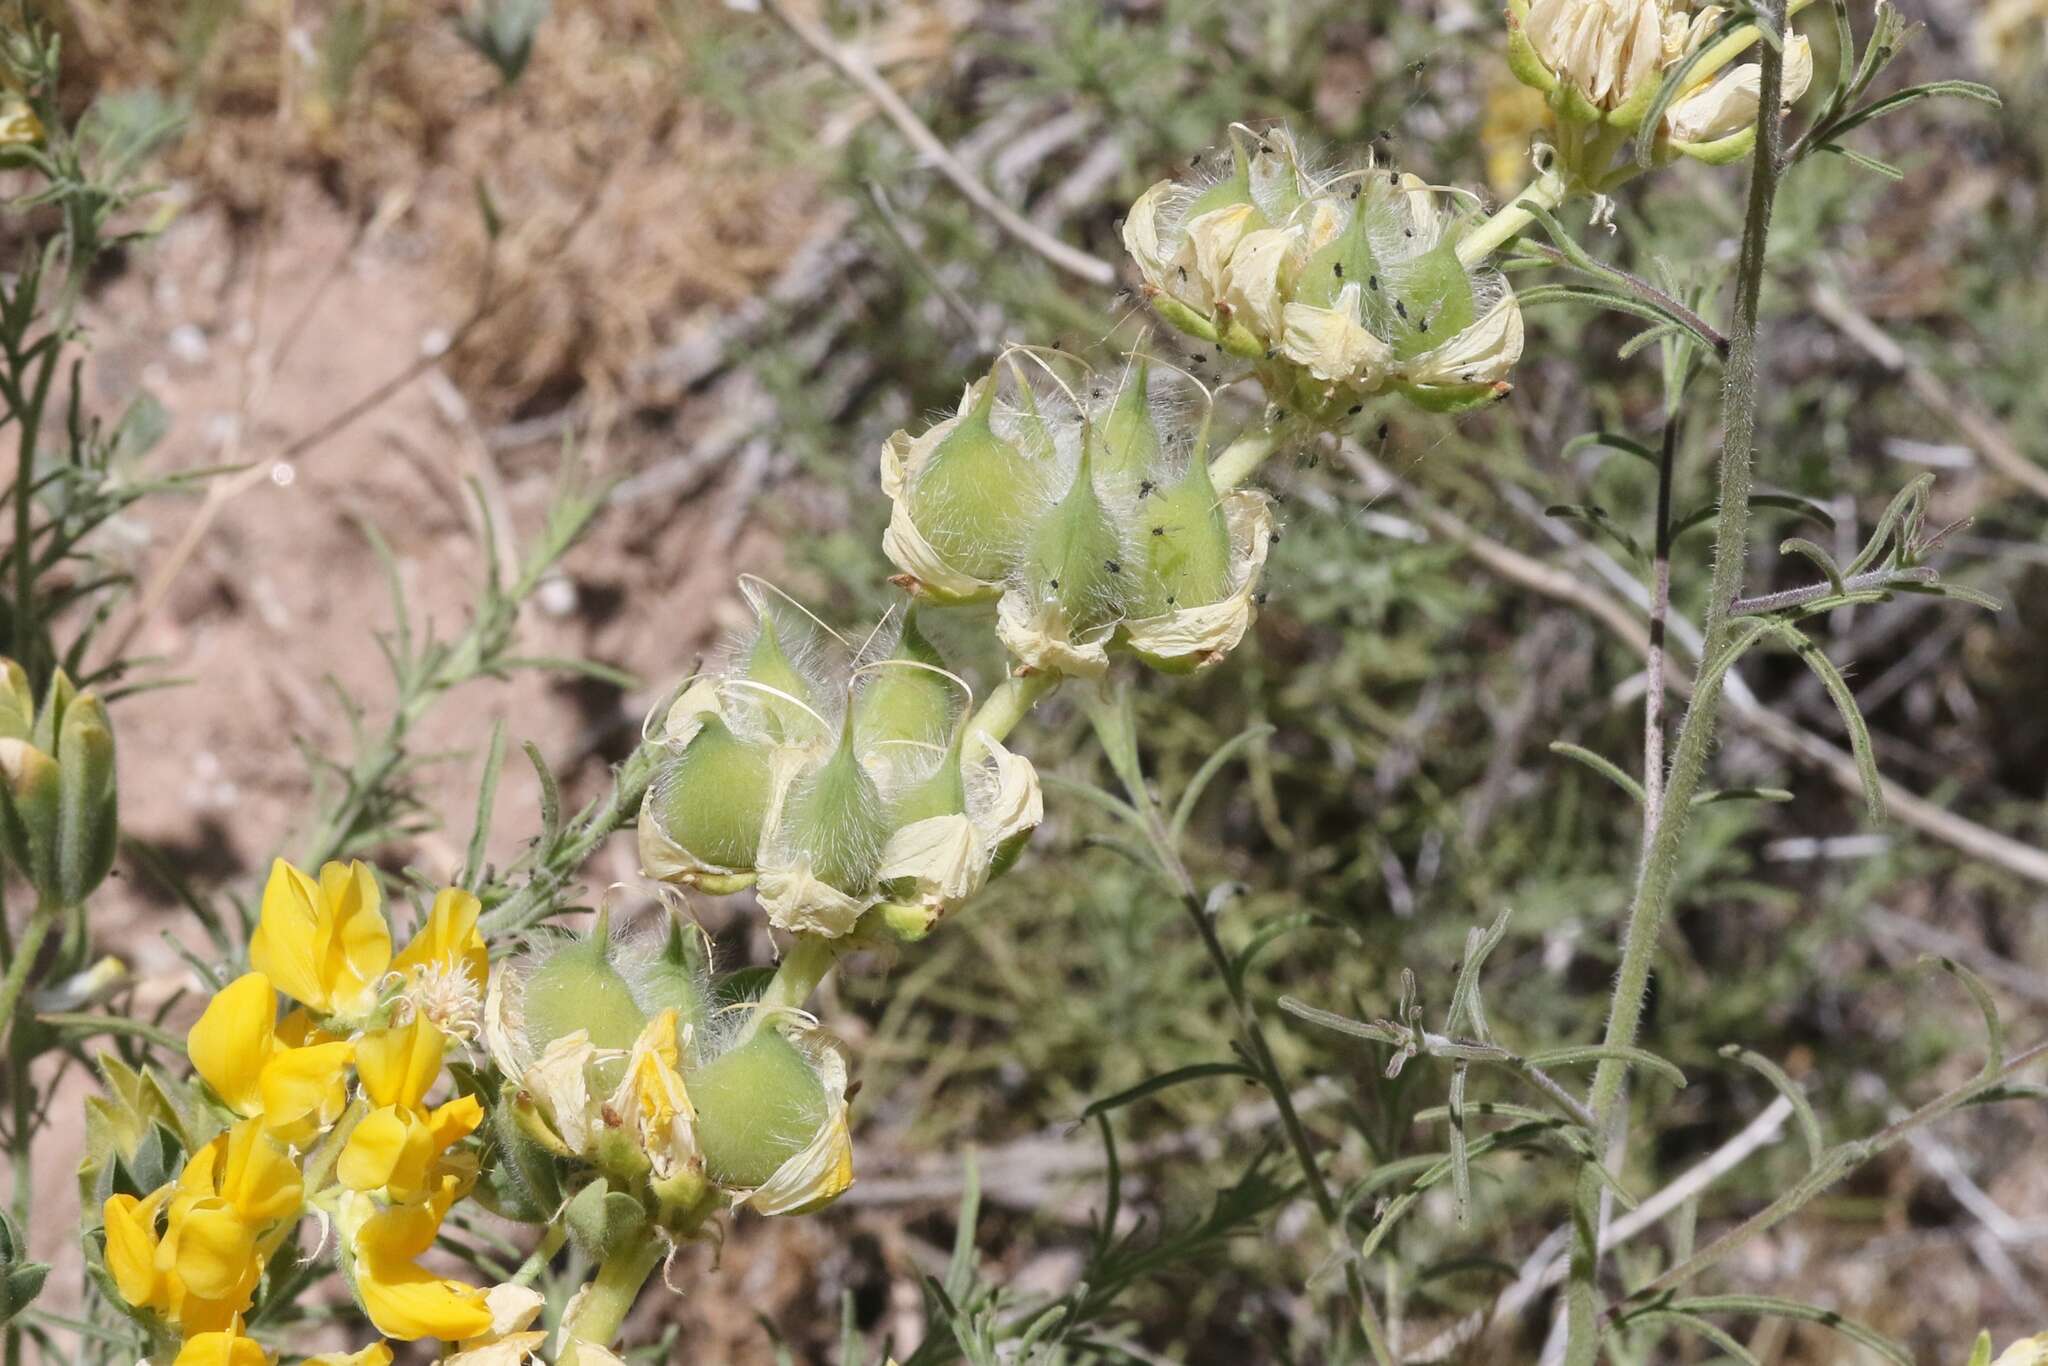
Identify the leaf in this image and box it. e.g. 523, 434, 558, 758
1818, 142, 1905, 180
1229, 912, 1317, 989
1549, 741, 1646, 805
1445, 909, 1512, 1043
1523, 1045, 1687, 1090
1544, 503, 1646, 568
1278, 996, 1401, 1046
1655, 1295, 1911, 1365
1923, 956, 2004, 1085
1775, 625, 1885, 823
1691, 786, 1793, 807
1845, 475, 1932, 576
1778, 537, 1846, 596
1719, 1046, 1824, 1170
1674, 492, 1836, 540
1826, 80, 2001, 142
1079, 1062, 1257, 1122
464, 721, 507, 890
521, 740, 564, 853
1614, 1308, 1762, 1364
1562, 430, 1661, 470
1170, 723, 1275, 844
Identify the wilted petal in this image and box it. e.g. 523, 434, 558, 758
1279, 285, 1393, 385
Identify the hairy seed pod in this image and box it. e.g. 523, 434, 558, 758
520, 925, 648, 1091
1028, 442, 1127, 633
1095, 361, 1160, 503
689, 1028, 828, 1191
1132, 456, 1235, 618
635, 912, 711, 1064
644, 715, 774, 874
903, 378, 1041, 584
852, 612, 955, 751
780, 721, 887, 899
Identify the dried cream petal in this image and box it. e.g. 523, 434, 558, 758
657, 678, 726, 746
1279, 284, 1393, 385
878, 813, 983, 907
973, 736, 1043, 849
995, 591, 1115, 679
1219, 225, 1301, 340
1401, 291, 1525, 387
521, 1032, 599, 1155
881, 495, 1004, 602
756, 859, 873, 938
1121, 180, 1175, 293
1175, 202, 1260, 303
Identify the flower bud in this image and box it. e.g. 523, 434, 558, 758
0, 1208, 48, 1328
563, 1177, 650, 1263
0, 665, 117, 907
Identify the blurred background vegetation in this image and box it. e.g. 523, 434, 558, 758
20, 0, 2048, 1359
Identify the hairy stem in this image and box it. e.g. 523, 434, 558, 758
1456, 166, 1570, 268
1642, 411, 1679, 849
558, 1233, 665, 1366
1207, 427, 1283, 493
1565, 12, 1788, 1359
760, 932, 845, 1015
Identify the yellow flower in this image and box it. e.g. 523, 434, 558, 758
342, 1179, 495, 1342
249, 859, 391, 1021
339, 1016, 483, 1203
173, 1322, 274, 1365
102, 1187, 172, 1315
607, 1009, 698, 1180
187, 971, 354, 1147
390, 887, 490, 1039
159, 1122, 303, 1307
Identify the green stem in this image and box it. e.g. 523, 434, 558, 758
0, 896, 57, 1059
1564, 11, 1788, 1360
1206, 428, 1283, 493
759, 932, 845, 1015
1455, 165, 1569, 268
558, 1233, 664, 1365
962, 671, 1060, 764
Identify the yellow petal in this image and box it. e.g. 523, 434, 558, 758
356, 1253, 495, 1342
393, 887, 488, 990
337, 1106, 434, 1197
319, 860, 393, 1016
355, 1016, 446, 1113
216, 1118, 305, 1224
102, 1189, 168, 1309
258, 1039, 354, 1146
187, 973, 278, 1117
249, 860, 336, 1013
304, 1347, 395, 1366
427, 1094, 485, 1151
172, 1326, 274, 1366
164, 1198, 260, 1302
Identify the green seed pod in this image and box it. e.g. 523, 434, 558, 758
521, 916, 648, 1092
635, 909, 711, 1063
1292, 186, 1391, 313
689, 1028, 827, 1190
1024, 442, 1128, 634
904, 377, 1042, 584
779, 719, 888, 898
54, 693, 115, 908
852, 612, 956, 750
1380, 237, 1477, 361
1095, 361, 1161, 502
476, 1095, 565, 1224
889, 728, 968, 830
1132, 454, 1235, 617
644, 715, 774, 874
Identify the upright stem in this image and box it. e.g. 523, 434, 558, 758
1563, 13, 1787, 1360
557, 1234, 665, 1366
760, 933, 845, 1015
1207, 428, 1283, 493
1641, 412, 1680, 848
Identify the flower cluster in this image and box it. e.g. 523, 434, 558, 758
882, 355, 1276, 675
1122, 124, 1525, 418
483, 904, 856, 1243
637, 581, 1043, 938
96, 860, 520, 1361
1508, 0, 1815, 169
